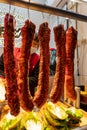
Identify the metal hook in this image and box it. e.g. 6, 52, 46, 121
8, 4, 11, 24
28, 0, 30, 19
12, 7, 15, 16
41, 12, 46, 23
9, 4, 11, 14
69, 19, 74, 27
62, 18, 70, 30
42, 12, 45, 19
57, 16, 59, 25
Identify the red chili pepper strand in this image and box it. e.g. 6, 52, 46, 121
50, 24, 66, 103
18, 20, 35, 111
65, 26, 77, 100
33, 22, 50, 108
4, 13, 20, 116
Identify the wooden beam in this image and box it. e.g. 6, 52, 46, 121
0, 0, 87, 22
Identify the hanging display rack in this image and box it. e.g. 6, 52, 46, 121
0, 0, 87, 22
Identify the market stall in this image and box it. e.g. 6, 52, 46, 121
0, 0, 87, 130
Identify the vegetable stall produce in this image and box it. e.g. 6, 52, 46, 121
0, 102, 83, 130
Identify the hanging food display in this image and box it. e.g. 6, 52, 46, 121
0, 10, 86, 130
4, 13, 20, 116
33, 22, 50, 108
17, 20, 35, 111
65, 26, 77, 100
3, 12, 78, 114
50, 24, 66, 103
1, 0, 87, 129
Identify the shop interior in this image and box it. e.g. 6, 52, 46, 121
0, 0, 87, 129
